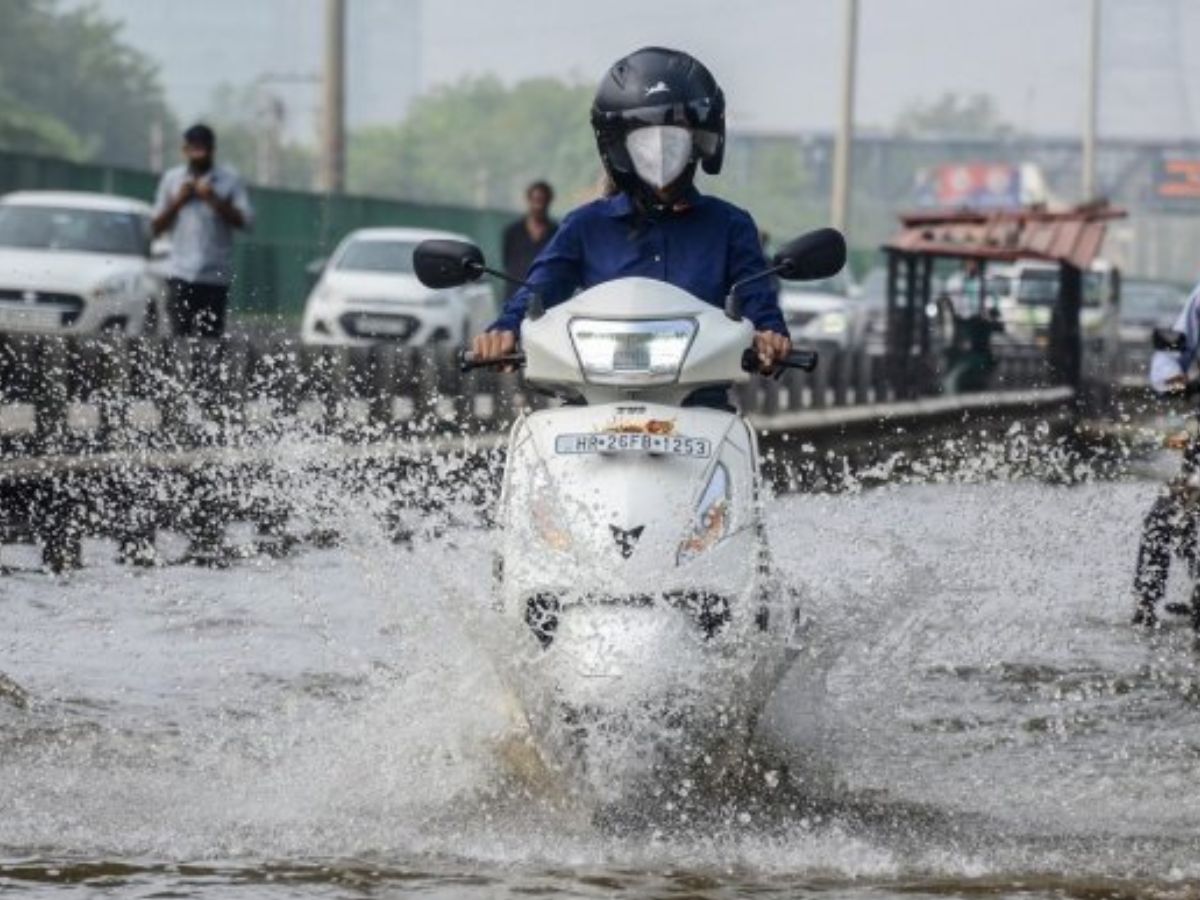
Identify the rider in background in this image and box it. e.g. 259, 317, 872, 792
471, 47, 791, 376
1132, 284, 1200, 627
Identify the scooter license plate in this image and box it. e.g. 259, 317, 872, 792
554, 432, 712, 458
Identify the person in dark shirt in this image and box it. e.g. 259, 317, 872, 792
501, 181, 558, 299
472, 46, 791, 374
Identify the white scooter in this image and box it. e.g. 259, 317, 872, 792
414, 228, 846, 806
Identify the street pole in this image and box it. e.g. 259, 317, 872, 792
1082, 0, 1100, 201
830, 0, 858, 238
320, 0, 346, 194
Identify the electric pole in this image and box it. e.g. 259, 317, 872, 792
320, 0, 346, 194
1082, 0, 1100, 201
831, 0, 858, 238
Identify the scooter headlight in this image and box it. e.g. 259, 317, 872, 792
569, 318, 696, 386
677, 463, 730, 564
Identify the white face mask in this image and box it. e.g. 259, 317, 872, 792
625, 125, 693, 190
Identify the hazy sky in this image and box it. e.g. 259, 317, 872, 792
421, 0, 1199, 139
86, 0, 1200, 141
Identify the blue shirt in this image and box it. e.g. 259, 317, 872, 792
490, 189, 787, 336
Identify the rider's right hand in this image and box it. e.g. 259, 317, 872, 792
471, 329, 517, 363
1165, 375, 1188, 393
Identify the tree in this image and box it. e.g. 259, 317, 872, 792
346, 73, 819, 242
348, 76, 600, 210
0, 0, 175, 166
0, 86, 87, 160
709, 138, 820, 249
894, 93, 1015, 139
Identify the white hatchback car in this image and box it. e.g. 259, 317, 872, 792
301, 227, 496, 346
0, 191, 166, 335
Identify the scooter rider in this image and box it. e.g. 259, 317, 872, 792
471, 47, 792, 377
1132, 285, 1200, 627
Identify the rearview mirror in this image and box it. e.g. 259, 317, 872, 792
305, 256, 327, 278
413, 239, 485, 289
1153, 327, 1187, 352
772, 228, 847, 282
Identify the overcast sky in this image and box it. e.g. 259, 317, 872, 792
89, 0, 1200, 141
421, 0, 1200, 138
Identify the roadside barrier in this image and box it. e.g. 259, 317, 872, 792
0, 334, 1068, 571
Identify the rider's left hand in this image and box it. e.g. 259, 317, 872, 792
754, 331, 792, 374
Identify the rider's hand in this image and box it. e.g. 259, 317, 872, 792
471, 329, 517, 364
1166, 430, 1192, 450
754, 331, 792, 374
1165, 375, 1188, 394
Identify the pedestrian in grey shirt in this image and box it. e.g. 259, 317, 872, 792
152, 124, 254, 336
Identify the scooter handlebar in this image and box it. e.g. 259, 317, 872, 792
461, 346, 817, 375
457, 349, 527, 372
1160, 379, 1200, 400
741, 347, 820, 375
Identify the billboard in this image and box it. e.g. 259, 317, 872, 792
914, 163, 1043, 210
1152, 152, 1200, 206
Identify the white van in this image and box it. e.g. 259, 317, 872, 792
945, 259, 1118, 348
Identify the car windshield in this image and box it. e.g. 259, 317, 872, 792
1017, 270, 1104, 307
336, 239, 419, 274
0, 204, 148, 256
1123, 282, 1186, 320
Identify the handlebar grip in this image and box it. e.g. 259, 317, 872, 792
740, 347, 820, 375
782, 349, 819, 372
457, 349, 527, 372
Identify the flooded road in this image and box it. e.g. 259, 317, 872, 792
3, 475, 1200, 898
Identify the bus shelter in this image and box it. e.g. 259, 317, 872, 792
881, 202, 1127, 395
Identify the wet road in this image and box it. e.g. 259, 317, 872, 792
3, 474, 1200, 898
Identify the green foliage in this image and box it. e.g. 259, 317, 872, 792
347, 73, 819, 243
0, 87, 88, 160
707, 138, 819, 249
0, 0, 174, 166
894, 92, 1015, 139
348, 75, 601, 210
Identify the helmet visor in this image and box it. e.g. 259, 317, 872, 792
626, 125, 693, 190
597, 101, 722, 156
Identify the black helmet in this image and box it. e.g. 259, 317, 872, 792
591, 47, 725, 210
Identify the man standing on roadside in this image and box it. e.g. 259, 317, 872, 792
501, 181, 557, 298
152, 124, 254, 337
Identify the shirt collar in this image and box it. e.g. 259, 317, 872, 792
603, 186, 705, 219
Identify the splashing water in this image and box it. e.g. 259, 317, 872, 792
2, 443, 1200, 898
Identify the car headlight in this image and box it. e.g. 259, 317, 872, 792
93, 273, 135, 302
677, 463, 730, 564
569, 318, 696, 386
819, 311, 848, 335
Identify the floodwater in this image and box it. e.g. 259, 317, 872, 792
3, 469, 1200, 898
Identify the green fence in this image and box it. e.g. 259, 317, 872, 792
0, 150, 514, 319
0, 149, 883, 318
